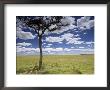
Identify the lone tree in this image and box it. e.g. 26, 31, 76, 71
17, 16, 72, 71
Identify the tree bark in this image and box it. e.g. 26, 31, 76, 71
38, 35, 42, 70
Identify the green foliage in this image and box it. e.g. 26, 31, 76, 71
16, 55, 94, 74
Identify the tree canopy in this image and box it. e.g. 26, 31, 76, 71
16, 16, 78, 36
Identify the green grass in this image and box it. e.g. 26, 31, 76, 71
16, 55, 94, 74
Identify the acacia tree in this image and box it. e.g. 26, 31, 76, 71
17, 16, 69, 71
17, 16, 94, 72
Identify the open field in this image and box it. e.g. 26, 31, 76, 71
16, 55, 94, 74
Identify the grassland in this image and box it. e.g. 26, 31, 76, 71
16, 55, 94, 74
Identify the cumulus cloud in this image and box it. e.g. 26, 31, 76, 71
85, 41, 94, 44
16, 18, 28, 31
45, 33, 84, 45
74, 41, 84, 44
17, 42, 32, 46
17, 47, 39, 53
74, 28, 77, 31
66, 37, 83, 44
17, 47, 63, 53
16, 16, 94, 55
61, 16, 75, 25
17, 27, 22, 31
16, 46, 22, 48
17, 31, 36, 40
17, 47, 64, 55
17, 47, 40, 55
78, 49, 94, 52
49, 24, 57, 30
45, 33, 74, 43
46, 36, 63, 42
71, 47, 74, 49
77, 16, 94, 30
17, 16, 94, 42
42, 48, 53, 52
43, 43, 46, 44
43, 48, 63, 52
55, 48, 63, 51
45, 46, 51, 48
48, 44, 52, 46
64, 48, 72, 51
61, 33, 73, 39
59, 42, 63, 44
17, 46, 94, 55
79, 47, 85, 49
74, 34, 80, 37
50, 17, 76, 34
16, 18, 36, 40
51, 24, 76, 34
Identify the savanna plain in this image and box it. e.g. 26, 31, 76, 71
16, 55, 94, 74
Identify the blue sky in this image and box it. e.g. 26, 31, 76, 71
16, 16, 94, 55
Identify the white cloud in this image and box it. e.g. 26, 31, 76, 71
66, 37, 83, 44
50, 17, 76, 34
45, 33, 74, 43
79, 27, 86, 30
17, 47, 40, 56
17, 42, 32, 47
43, 48, 53, 52
71, 47, 74, 48
55, 48, 63, 51
77, 16, 94, 30
45, 36, 63, 42
16, 27, 22, 31
74, 28, 77, 31
45, 46, 51, 48
79, 47, 85, 49
43, 48, 63, 52
48, 44, 52, 46
59, 42, 63, 44
64, 48, 71, 51
16, 46, 22, 48
74, 41, 84, 44
85, 41, 94, 44
78, 49, 94, 52
17, 46, 94, 55
16, 19, 24, 30
62, 33, 74, 42
61, 33, 73, 39
61, 16, 75, 25
16, 18, 36, 40
43, 43, 46, 45
84, 33, 87, 34
17, 47, 64, 55
87, 20, 94, 29
74, 34, 79, 37
17, 47, 40, 55
49, 24, 57, 30
51, 24, 76, 34
88, 45, 91, 47
65, 48, 94, 52
17, 31, 36, 40
45, 33, 84, 45
16, 16, 94, 42
17, 47, 39, 53
75, 31, 79, 32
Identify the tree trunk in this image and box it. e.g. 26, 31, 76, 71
38, 35, 42, 70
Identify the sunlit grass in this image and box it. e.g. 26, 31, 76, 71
16, 55, 94, 74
